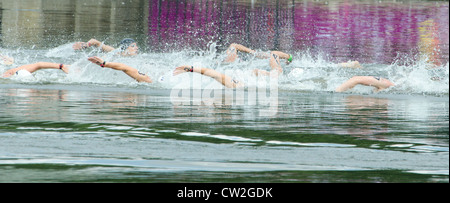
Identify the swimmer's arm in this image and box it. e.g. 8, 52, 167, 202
88, 56, 152, 83
227, 43, 271, 60
251, 52, 291, 77
335, 76, 395, 92
224, 43, 257, 63
96, 61, 129, 71
2, 62, 68, 77
73, 39, 115, 53
338, 61, 362, 68
265, 52, 284, 76
174, 65, 243, 88
87, 39, 115, 52
2, 67, 21, 77
271, 51, 291, 61
105, 62, 153, 83
230, 44, 292, 60
24, 62, 69, 74
229, 43, 256, 55
88, 56, 129, 71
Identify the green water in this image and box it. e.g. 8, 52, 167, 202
0, 84, 448, 182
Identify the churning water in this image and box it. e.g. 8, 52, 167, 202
0, 0, 448, 182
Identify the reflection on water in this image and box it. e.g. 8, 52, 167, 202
0, 0, 149, 48
148, 0, 449, 64
1, 0, 448, 64
419, 19, 443, 66
0, 87, 448, 182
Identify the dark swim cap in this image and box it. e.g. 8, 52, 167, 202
119, 38, 136, 50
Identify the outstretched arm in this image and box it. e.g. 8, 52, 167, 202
253, 51, 287, 76
335, 76, 395, 92
73, 39, 116, 53
2, 62, 69, 78
224, 43, 257, 63
224, 43, 292, 63
88, 56, 152, 83
173, 65, 244, 88
270, 51, 291, 62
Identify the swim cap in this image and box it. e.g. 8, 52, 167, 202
288, 54, 293, 63
119, 38, 136, 50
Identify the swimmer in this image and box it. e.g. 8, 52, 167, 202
335, 76, 395, 93
88, 56, 152, 83
224, 43, 293, 64
252, 51, 290, 76
224, 43, 292, 76
1, 62, 69, 78
173, 65, 244, 88
73, 38, 139, 56
175, 44, 292, 88
338, 60, 362, 69
1, 54, 14, 65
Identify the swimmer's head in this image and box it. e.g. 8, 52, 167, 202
286, 54, 293, 65
288, 55, 293, 62
119, 38, 135, 48
119, 38, 139, 56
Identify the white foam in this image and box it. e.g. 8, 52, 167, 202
1, 46, 448, 96
45, 43, 77, 58
288, 68, 304, 78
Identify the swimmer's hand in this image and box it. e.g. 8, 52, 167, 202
73, 42, 89, 50
73, 39, 101, 50
60, 64, 70, 74
173, 65, 193, 76
1, 69, 15, 78
88, 56, 105, 67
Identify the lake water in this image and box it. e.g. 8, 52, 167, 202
0, 0, 448, 183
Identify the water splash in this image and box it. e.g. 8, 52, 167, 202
1, 44, 448, 96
